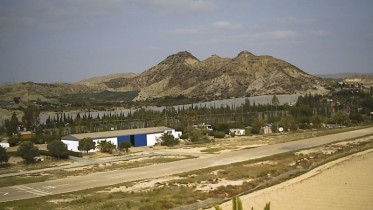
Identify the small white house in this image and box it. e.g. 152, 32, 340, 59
0, 143, 9, 148
61, 126, 181, 152
261, 124, 273, 134
229, 129, 245, 136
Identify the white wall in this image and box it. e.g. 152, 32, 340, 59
62, 137, 119, 153
0, 143, 9, 148
164, 129, 182, 138
61, 140, 79, 152
147, 133, 164, 146
147, 130, 183, 146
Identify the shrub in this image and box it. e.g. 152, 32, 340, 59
47, 140, 69, 159
213, 131, 226, 138
179, 133, 189, 139
244, 129, 252, 136
17, 141, 40, 163
119, 141, 131, 153
97, 140, 116, 154
161, 134, 180, 147
0, 146, 9, 163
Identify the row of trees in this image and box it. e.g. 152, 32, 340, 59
1, 91, 372, 148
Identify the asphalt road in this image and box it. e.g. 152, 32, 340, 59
1, 127, 372, 203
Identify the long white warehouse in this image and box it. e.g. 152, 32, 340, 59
61, 126, 182, 152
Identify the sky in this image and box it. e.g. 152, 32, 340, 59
0, 0, 372, 85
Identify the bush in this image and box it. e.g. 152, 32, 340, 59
97, 140, 116, 154
119, 141, 131, 153
179, 133, 189, 140
39, 150, 52, 156
0, 146, 9, 163
244, 129, 252, 136
251, 126, 260, 134
47, 140, 69, 159
17, 141, 40, 163
160, 134, 180, 147
190, 130, 211, 144
213, 131, 226, 138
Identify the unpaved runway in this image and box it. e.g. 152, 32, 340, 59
218, 149, 373, 210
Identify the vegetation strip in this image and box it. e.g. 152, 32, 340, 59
0, 155, 194, 188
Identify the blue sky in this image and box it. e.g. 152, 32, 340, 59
0, 0, 372, 85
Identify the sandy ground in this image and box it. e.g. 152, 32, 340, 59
216, 149, 373, 210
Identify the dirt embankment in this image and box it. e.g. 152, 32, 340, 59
217, 149, 373, 210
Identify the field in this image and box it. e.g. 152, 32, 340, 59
1, 131, 372, 210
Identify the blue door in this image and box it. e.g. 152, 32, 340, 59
134, 134, 147, 147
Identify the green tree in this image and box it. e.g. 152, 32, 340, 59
263, 202, 271, 210
0, 146, 9, 164
22, 105, 40, 131
311, 115, 325, 129
4, 112, 19, 136
280, 116, 298, 131
78, 138, 95, 154
183, 109, 197, 127
8, 133, 22, 147
97, 140, 116, 154
252, 118, 265, 134
160, 133, 180, 147
17, 141, 40, 163
232, 197, 243, 210
47, 140, 69, 159
119, 141, 132, 153
189, 129, 210, 143
213, 205, 222, 210
332, 111, 350, 125
271, 95, 279, 111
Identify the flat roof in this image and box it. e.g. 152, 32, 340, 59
62, 126, 173, 141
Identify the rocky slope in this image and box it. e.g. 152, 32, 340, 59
107, 51, 328, 100
0, 51, 329, 102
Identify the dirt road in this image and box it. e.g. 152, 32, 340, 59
0, 127, 372, 203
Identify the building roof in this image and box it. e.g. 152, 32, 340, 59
62, 126, 173, 141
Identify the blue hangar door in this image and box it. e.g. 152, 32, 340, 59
133, 134, 147, 147
117, 134, 147, 147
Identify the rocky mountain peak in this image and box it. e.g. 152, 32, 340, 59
161, 51, 199, 65
237, 51, 255, 58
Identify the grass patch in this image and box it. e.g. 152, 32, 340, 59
201, 147, 222, 154
0, 155, 194, 188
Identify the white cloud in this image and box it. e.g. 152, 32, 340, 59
212, 21, 243, 30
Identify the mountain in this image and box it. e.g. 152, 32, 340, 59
0, 51, 329, 103
106, 51, 329, 100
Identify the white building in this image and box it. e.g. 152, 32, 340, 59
229, 129, 245, 136
61, 126, 182, 152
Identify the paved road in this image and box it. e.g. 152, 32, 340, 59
1, 127, 372, 202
